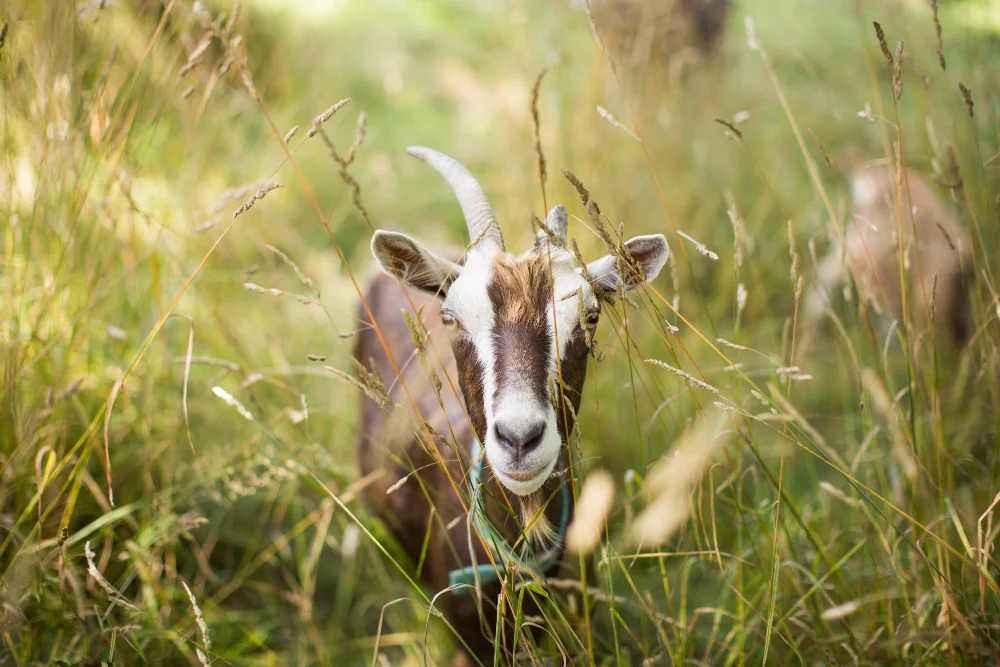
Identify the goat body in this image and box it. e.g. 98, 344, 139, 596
807, 167, 973, 343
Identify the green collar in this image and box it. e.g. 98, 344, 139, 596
448, 440, 572, 592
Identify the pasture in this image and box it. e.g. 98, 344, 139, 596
2, 0, 999, 663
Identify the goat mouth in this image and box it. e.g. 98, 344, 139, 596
504, 468, 545, 483
492, 459, 556, 495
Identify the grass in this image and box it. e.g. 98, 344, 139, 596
2, 0, 999, 663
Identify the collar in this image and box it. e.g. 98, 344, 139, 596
447, 439, 572, 592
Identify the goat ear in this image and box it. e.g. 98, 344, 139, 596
371, 230, 462, 298
583, 234, 669, 293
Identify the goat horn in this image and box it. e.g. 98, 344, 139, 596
406, 146, 504, 251
544, 205, 568, 246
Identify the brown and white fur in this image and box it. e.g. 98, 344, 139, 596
805, 166, 973, 347
353, 147, 668, 661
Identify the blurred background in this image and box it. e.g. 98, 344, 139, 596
2, 0, 1000, 663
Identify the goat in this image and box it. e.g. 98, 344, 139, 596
805, 166, 973, 347
353, 147, 668, 661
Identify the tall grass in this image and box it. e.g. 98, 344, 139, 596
1, 0, 999, 663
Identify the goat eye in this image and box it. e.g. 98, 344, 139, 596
584, 312, 600, 329
441, 310, 459, 331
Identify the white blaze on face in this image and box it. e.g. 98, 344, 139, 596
442, 245, 594, 496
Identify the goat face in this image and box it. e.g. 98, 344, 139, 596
371, 147, 668, 496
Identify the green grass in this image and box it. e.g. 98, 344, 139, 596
2, 0, 999, 663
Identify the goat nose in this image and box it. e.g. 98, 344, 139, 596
495, 419, 546, 455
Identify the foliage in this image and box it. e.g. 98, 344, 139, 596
1, 0, 999, 663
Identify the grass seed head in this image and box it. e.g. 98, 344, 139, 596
932, 0, 946, 70
531, 68, 549, 197
820, 600, 860, 621
307, 98, 350, 138
211, 386, 254, 421
598, 105, 639, 141
892, 40, 904, 99
181, 581, 212, 665
567, 471, 616, 554
959, 82, 974, 117
873, 21, 892, 67
714, 117, 742, 140
232, 182, 282, 219
265, 244, 319, 295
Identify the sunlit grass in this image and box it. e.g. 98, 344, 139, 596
2, 0, 999, 663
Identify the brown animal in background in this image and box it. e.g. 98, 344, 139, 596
589, 0, 729, 78
353, 147, 668, 661
806, 166, 973, 344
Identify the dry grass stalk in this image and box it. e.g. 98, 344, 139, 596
787, 220, 799, 286
644, 359, 720, 396
344, 112, 367, 166
337, 327, 369, 340
716, 338, 747, 351
751, 390, 772, 411
181, 581, 212, 666
520, 491, 557, 549
569, 238, 610, 304
562, 169, 617, 253
713, 401, 740, 415
325, 365, 392, 409
630, 410, 730, 545
566, 471, 615, 554
211, 386, 254, 421
905, 53, 929, 88
936, 145, 964, 200
338, 358, 392, 411
959, 83, 974, 117
232, 182, 282, 219
265, 244, 318, 295
892, 41, 904, 99
307, 354, 327, 362
725, 192, 746, 268
820, 600, 860, 621
597, 105, 639, 141
744, 16, 758, 51
736, 283, 748, 316
55, 377, 86, 403
181, 37, 214, 77
205, 181, 271, 216
932, 0, 946, 70
283, 125, 298, 143
677, 230, 718, 261
401, 308, 441, 394
316, 113, 373, 229
306, 98, 350, 138
532, 211, 562, 249
714, 118, 742, 140
530, 68, 548, 208
580, 0, 619, 78
873, 22, 892, 68
243, 282, 283, 297
84, 541, 139, 612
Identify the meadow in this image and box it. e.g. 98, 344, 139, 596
2, 0, 1000, 663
